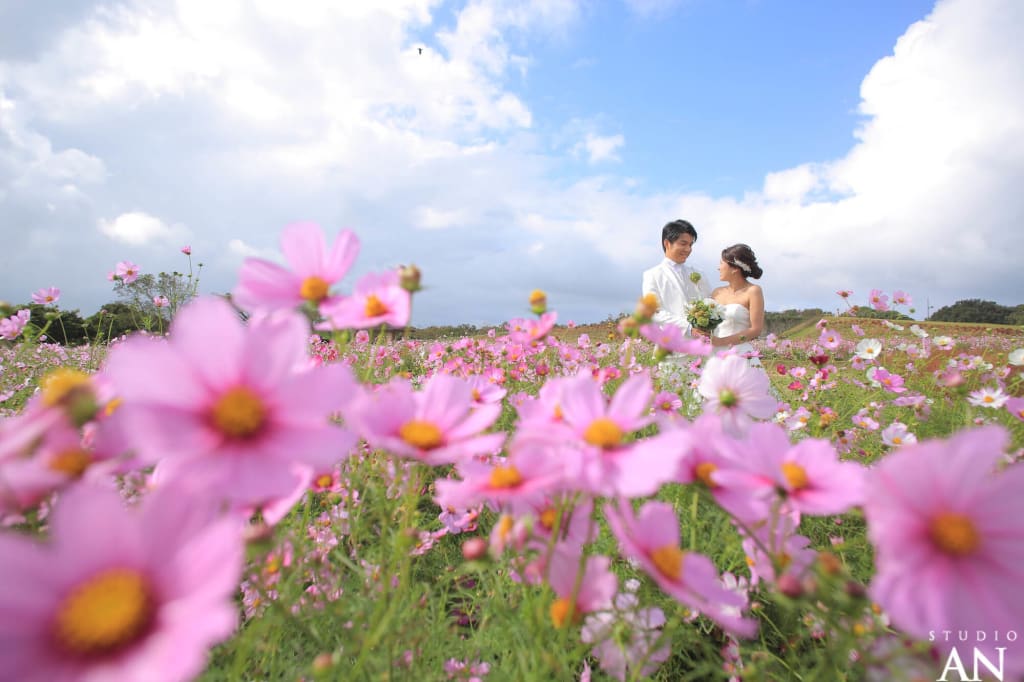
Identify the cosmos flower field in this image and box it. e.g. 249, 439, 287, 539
1, 224, 1023, 682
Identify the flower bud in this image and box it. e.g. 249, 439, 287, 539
617, 316, 639, 337
528, 289, 547, 315
777, 574, 803, 598
399, 264, 422, 292
462, 537, 488, 561
634, 293, 659, 322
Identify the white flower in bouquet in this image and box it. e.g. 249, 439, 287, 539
685, 298, 727, 334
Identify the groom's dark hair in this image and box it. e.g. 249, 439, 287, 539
661, 219, 698, 251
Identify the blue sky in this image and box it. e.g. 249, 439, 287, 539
1, 0, 1021, 326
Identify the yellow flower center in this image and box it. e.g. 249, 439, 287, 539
315, 473, 333, 488
929, 512, 980, 556
550, 597, 581, 628
399, 420, 443, 450
539, 507, 558, 531
583, 418, 623, 449
781, 462, 809, 490
210, 386, 267, 439
552, 404, 564, 422
49, 448, 93, 478
496, 514, 514, 542
41, 369, 91, 407
650, 545, 684, 580
892, 436, 902, 445
983, 395, 995, 404
53, 568, 153, 657
364, 295, 389, 318
103, 397, 123, 417
694, 462, 719, 489
489, 465, 523, 489
299, 276, 330, 302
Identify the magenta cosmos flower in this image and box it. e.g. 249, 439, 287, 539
102, 297, 358, 506
317, 270, 410, 330
697, 354, 777, 436
343, 373, 505, 466
605, 499, 757, 638
864, 426, 1024, 675
233, 222, 359, 312
31, 287, 61, 306
0, 483, 243, 682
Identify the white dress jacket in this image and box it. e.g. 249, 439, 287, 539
641, 258, 712, 336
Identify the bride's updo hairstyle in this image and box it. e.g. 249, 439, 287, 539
722, 243, 763, 280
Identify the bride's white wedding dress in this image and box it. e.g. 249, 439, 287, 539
714, 302, 762, 367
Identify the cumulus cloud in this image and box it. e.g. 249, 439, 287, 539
578, 133, 625, 164
0, 0, 1021, 324
97, 211, 186, 245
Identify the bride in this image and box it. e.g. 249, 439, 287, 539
709, 244, 765, 367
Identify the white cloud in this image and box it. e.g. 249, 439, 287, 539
579, 133, 625, 164
97, 211, 186, 245
0, 0, 1021, 324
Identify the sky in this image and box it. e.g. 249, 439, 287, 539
1, 0, 1022, 326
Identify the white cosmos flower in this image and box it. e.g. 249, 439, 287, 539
967, 387, 1009, 409
855, 338, 883, 360
909, 324, 929, 338
1009, 348, 1024, 366
934, 335, 955, 350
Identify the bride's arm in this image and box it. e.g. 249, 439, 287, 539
712, 286, 765, 347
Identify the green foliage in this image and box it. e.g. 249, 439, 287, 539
3, 304, 90, 345
763, 309, 826, 336
928, 298, 1015, 324
849, 307, 912, 320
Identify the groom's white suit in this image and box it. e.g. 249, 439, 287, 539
641, 258, 712, 337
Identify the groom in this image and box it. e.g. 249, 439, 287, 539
641, 219, 712, 337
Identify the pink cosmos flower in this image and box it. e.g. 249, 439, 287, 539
891, 290, 912, 307
818, 328, 841, 350
233, 222, 359, 312
836, 290, 853, 299
317, 270, 410, 330
344, 373, 505, 466
605, 499, 757, 638
31, 287, 61, 306
152, 295, 169, 309
864, 427, 1024, 676
546, 551, 617, 629
713, 422, 865, 517
880, 421, 916, 447
181, 245, 192, 255
639, 322, 711, 358
582, 590, 670, 681
868, 289, 889, 311
1006, 397, 1024, 422
433, 447, 567, 515
740, 512, 816, 587
102, 297, 358, 506
115, 261, 141, 284
542, 371, 685, 497
507, 312, 558, 345
870, 367, 906, 394
0, 482, 243, 682
467, 375, 506, 406
0, 309, 30, 340
697, 354, 777, 436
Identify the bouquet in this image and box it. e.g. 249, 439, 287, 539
685, 297, 726, 334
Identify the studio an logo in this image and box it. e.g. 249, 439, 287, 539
936, 647, 1005, 681
931, 630, 1017, 682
